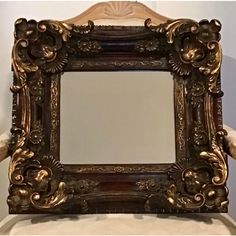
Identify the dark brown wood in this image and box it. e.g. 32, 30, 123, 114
8, 18, 228, 214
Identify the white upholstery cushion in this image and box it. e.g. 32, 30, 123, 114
0, 132, 10, 162
0, 213, 236, 235
224, 125, 236, 160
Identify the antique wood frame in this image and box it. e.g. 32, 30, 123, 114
8, 17, 228, 214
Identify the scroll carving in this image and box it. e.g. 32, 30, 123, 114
8, 17, 227, 213
145, 18, 228, 210
8, 156, 67, 211
166, 161, 228, 210
9, 18, 94, 212
145, 18, 222, 93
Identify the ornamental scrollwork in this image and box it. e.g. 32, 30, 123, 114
8, 17, 227, 213
145, 18, 227, 210
200, 131, 228, 186
145, 18, 222, 94
166, 161, 228, 210
9, 18, 95, 212
8, 156, 67, 211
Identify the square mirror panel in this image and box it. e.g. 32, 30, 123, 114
61, 71, 175, 164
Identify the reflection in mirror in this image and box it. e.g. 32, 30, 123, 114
60, 72, 175, 164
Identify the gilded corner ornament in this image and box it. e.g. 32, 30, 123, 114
166, 160, 228, 211
145, 18, 222, 93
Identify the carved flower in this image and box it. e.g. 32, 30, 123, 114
180, 38, 205, 63
15, 20, 70, 73
29, 76, 44, 104
169, 51, 192, 76
197, 19, 221, 44
193, 124, 208, 146
189, 81, 206, 108
40, 48, 69, 73
8, 186, 31, 211
77, 40, 102, 54
24, 156, 63, 193
14, 18, 38, 41
204, 185, 228, 209
136, 179, 159, 191
135, 39, 160, 53
67, 179, 98, 194
29, 129, 43, 145
191, 81, 205, 97
183, 168, 211, 195
29, 121, 43, 145
30, 39, 69, 73
169, 37, 205, 76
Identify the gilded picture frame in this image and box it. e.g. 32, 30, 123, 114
8, 17, 228, 214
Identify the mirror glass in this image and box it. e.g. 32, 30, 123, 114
60, 71, 175, 164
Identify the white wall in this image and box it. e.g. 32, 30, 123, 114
0, 1, 236, 220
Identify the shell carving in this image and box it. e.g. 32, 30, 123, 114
104, 2, 133, 17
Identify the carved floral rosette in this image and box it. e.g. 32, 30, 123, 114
8, 17, 228, 213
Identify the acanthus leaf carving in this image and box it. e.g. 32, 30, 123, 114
166, 184, 205, 209
146, 18, 222, 94
31, 182, 67, 209
8, 155, 68, 211
200, 136, 227, 186
9, 141, 34, 185
37, 20, 72, 42
12, 18, 95, 75
166, 160, 228, 210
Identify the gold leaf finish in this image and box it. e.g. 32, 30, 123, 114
166, 184, 205, 209
200, 140, 227, 185
163, 19, 199, 44
38, 21, 72, 42
31, 182, 68, 209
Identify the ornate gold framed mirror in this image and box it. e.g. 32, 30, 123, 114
8, 3, 228, 214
